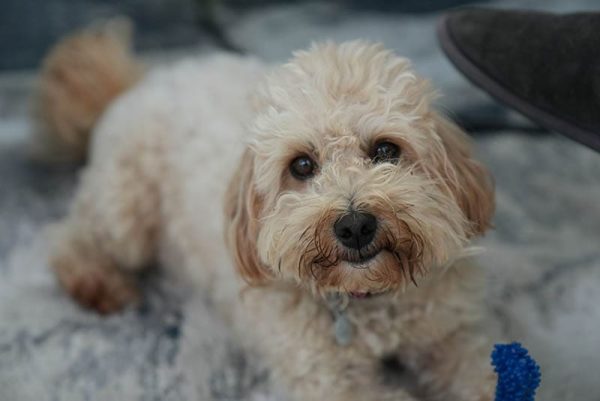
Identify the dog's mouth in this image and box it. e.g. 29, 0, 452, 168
341, 248, 382, 266
349, 291, 372, 299
348, 290, 387, 299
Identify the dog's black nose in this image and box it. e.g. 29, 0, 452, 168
334, 212, 377, 250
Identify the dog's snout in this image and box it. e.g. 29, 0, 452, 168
334, 212, 377, 250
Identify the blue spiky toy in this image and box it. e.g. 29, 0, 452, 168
491, 343, 541, 401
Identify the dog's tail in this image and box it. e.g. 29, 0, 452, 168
31, 17, 143, 163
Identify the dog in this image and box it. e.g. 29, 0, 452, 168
39, 21, 496, 401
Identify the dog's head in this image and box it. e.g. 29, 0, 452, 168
225, 41, 494, 297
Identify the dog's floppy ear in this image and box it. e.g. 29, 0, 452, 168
224, 148, 272, 284
430, 113, 495, 236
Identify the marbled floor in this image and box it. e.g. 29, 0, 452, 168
1, 1, 600, 400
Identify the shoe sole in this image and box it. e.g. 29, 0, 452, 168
437, 14, 600, 152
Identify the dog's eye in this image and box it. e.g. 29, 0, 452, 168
290, 155, 317, 180
371, 141, 400, 164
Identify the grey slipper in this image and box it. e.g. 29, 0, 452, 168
437, 8, 600, 152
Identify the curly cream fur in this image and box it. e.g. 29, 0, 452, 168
45, 36, 496, 400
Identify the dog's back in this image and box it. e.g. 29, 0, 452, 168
41, 22, 266, 313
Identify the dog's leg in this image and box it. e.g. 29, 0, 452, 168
236, 290, 420, 401
51, 228, 141, 315
406, 329, 496, 401
50, 142, 160, 314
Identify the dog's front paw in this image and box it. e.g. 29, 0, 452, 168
461, 374, 495, 401
477, 382, 495, 401
54, 258, 139, 315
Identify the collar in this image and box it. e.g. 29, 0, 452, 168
325, 293, 354, 346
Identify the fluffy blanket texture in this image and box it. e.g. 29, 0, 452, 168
1, 1, 599, 400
